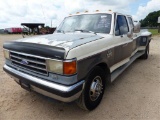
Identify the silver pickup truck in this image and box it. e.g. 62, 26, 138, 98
3, 11, 152, 110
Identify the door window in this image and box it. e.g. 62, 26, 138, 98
115, 15, 129, 36
128, 17, 134, 30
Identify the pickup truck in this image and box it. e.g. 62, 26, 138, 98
3, 11, 152, 110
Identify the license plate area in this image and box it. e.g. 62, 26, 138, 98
20, 80, 31, 91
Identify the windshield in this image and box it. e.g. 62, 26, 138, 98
56, 14, 112, 34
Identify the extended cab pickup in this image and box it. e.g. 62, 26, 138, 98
3, 11, 152, 110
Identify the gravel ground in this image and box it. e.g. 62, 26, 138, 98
0, 34, 160, 120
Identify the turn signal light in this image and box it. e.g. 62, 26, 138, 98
63, 60, 77, 75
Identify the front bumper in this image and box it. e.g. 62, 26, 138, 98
3, 64, 84, 102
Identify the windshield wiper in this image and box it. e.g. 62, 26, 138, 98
74, 29, 97, 35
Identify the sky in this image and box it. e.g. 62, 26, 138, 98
0, 0, 160, 29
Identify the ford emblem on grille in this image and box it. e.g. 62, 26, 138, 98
21, 59, 29, 65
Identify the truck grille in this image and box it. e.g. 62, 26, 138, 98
10, 51, 48, 76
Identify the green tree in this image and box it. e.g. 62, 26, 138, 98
140, 10, 160, 27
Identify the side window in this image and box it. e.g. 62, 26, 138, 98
115, 21, 120, 36
128, 17, 134, 29
115, 15, 129, 36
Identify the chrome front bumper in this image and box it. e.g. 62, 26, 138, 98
3, 64, 84, 102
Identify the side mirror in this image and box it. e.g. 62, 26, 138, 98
133, 22, 141, 33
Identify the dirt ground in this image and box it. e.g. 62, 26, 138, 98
0, 34, 160, 120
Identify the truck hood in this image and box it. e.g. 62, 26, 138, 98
4, 33, 104, 60
17, 33, 103, 50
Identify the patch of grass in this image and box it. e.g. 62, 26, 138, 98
148, 29, 160, 35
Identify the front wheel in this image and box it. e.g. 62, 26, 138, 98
140, 44, 149, 59
76, 66, 106, 110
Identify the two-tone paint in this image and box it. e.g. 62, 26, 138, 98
3, 11, 152, 103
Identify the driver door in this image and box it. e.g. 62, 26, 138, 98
114, 14, 132, 62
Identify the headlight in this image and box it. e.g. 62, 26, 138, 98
46, 59, 63, 74
142, 37, 147, 42
3, 49, 10, 59
46, 59, 77, 75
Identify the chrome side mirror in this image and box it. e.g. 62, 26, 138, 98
133, 22, 141, 33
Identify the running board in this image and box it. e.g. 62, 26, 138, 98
111, 51, 145, 82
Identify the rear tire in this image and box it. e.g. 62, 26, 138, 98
76, 66, 106, 110
140, 44, 149, 59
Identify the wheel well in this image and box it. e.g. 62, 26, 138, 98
97, 63, 111, 83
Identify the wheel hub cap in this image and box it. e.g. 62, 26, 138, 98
90, 76, 103, 101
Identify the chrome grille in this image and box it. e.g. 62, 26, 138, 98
10, 51, 48, 76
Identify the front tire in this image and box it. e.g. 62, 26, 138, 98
140, 44, 149, 59
76, 66, 106, 110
